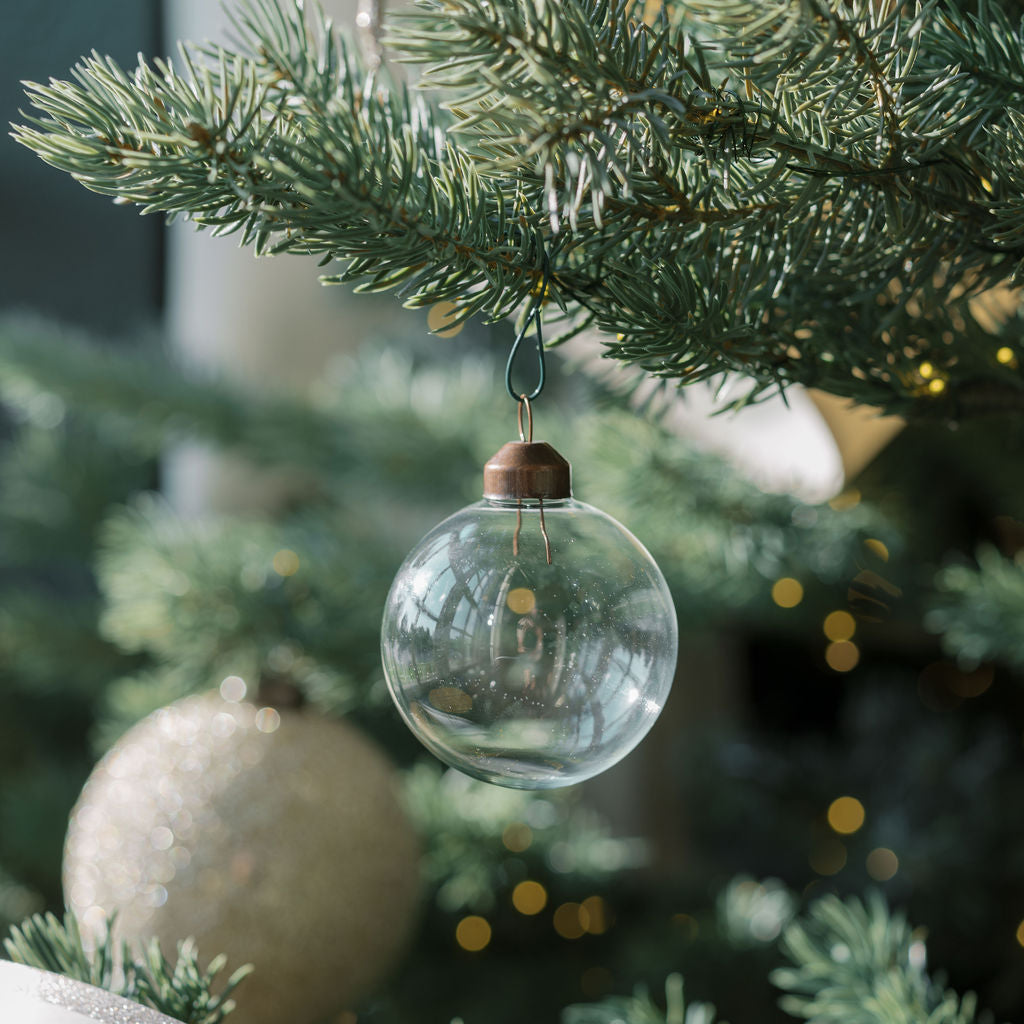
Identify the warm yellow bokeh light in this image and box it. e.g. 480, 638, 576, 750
427, 301, 465, 338
928, 377, 947, 395
948, 665, 994, 699
553, 902, 586, 940
825, 640, 860, 672
866, 847, 899, 881
829, 488, 862, 510
502, 823, 533, 852
581, 895, 610, 935
997, 346, 1016, 365
827, 796, 866, 835
429, 686, 473, 714
272, 549, 300, 576
918, 361, 935, 379
823, 610, 856, 642
772, 578, 804, 608
1016, 919, 1024, 947
864, 538, 890, 562
506, 587, 537, 615
809, 838, 847, 876
512, 880, 548, 916
456, 915, 492, 952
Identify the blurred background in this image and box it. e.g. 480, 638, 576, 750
2, 3, 1024, 1023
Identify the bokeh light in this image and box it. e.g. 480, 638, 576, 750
506, 587, 536, 615
997, 346, 1016, 365
427, 301, 465, 338
823, 610, 856, 642
809, 838, 847, 876
455, 915, 492, 952
553, 902, 587, 940
772, 578, 804, 608
512, 880, 548, 916
219, 676, 247, 702
866, 847, 899, 881
829, 488, 861, 510
502, 823, 533, 852
253, 707, 281, 733
272, 549, 300, 577
827, 796, 865, 835
825, 640, 860, 672
581, 895, 610, 935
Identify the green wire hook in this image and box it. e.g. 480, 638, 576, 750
505, 257, 551, 403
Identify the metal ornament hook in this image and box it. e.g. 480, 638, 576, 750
517, 394, 534, 442
505, 257, 552, 403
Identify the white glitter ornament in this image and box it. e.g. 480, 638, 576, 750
0, 960, 183, 1024
64, 691, 421, 1024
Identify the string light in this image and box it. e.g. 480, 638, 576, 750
553, 902, 587, 940
580, 896, 610, 935
427, 301, 465, 338
809, 838, 847, 876
823, 610, 856, 642
771, 577, 804, 608
927, 378, 947, 395
918, 361, 935, 379
827, 796, 865, 835
272, 549, 300, 576
866, 847, 899, 881
825, 640, 860, 672
455, 915, 492, 952
502, 823, 533, 852
997, 346, 1016, 365
512, 880, 548, 916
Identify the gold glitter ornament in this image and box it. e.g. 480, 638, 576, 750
63, 691, 421, 1024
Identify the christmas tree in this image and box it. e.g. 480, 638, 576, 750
4, 1, 1024, 1022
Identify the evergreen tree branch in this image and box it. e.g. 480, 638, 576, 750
13, 0, 1024, 415
772, 893, 986, 1024
563, 973, 720, 1024
927, 545, 1024, 670
4, 912, 251, 1024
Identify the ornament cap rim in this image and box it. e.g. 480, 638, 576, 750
483, 441, 572, 500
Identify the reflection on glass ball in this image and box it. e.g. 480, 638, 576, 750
381, 498, 678, 789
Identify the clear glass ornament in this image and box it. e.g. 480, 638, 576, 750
381, 483, 678, 788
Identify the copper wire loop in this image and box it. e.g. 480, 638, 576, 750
512, 394, 551, 564
517, 394, 534, 443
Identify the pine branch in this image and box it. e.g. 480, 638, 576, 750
4, 912, 252, 1024
563, 973, 721, 1024
404, 763, 645, 913
13, 0, 1024, 415
772, 893, 985, 1024
927, 545, 1024, 670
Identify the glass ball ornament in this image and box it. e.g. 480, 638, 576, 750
381, 429, 678, 789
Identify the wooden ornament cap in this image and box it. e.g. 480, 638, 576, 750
483, 441, 572, 500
